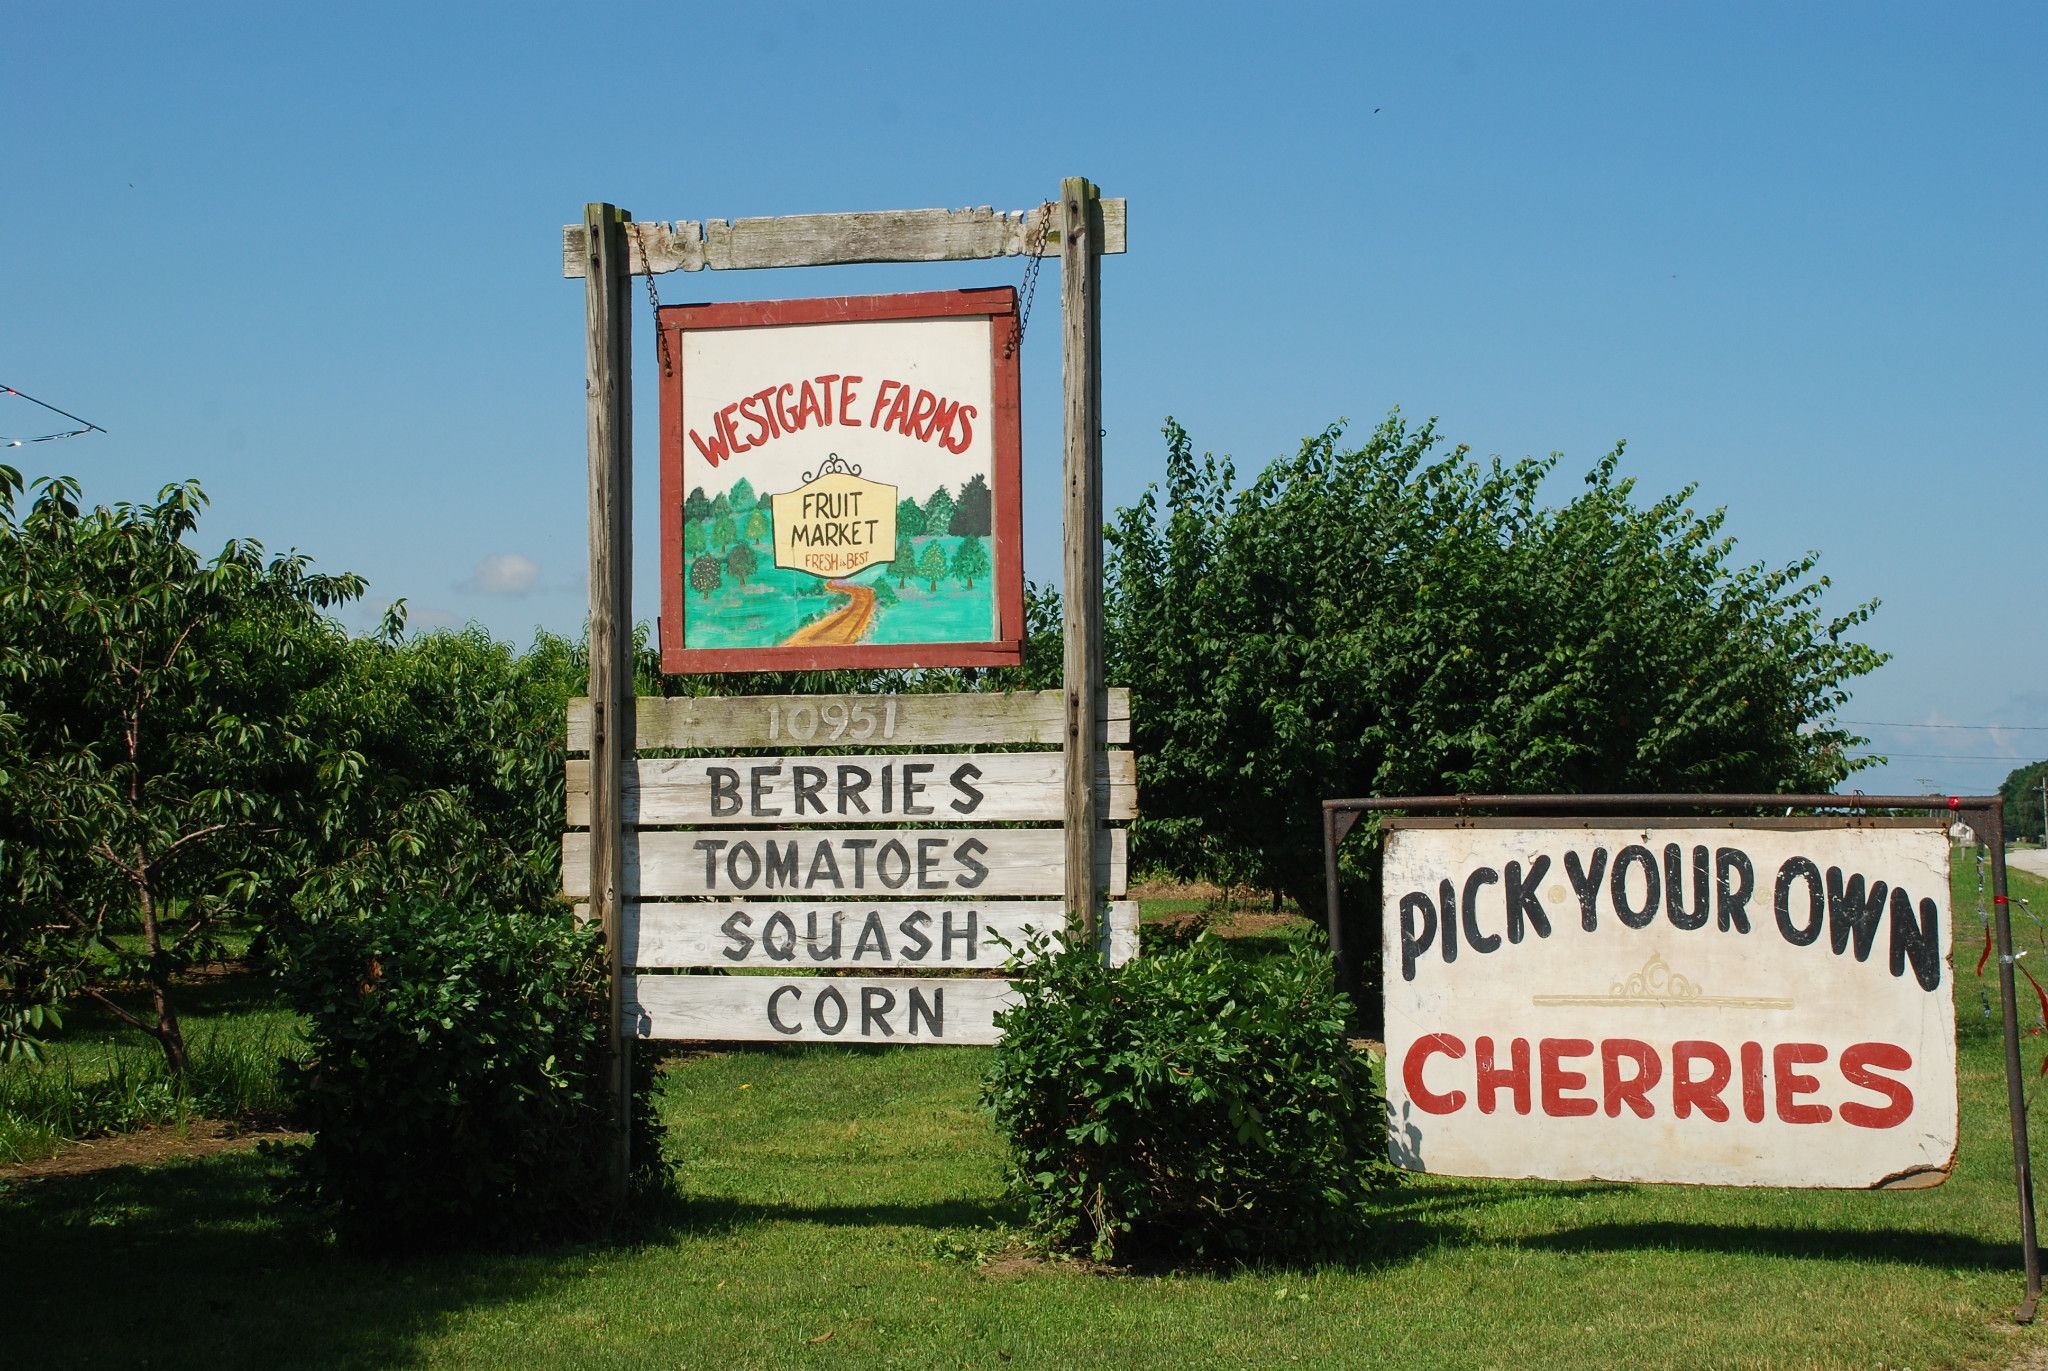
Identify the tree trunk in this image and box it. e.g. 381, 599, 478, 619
135, 860, 189, 1077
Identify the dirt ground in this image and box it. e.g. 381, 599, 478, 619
0, 1119, 302, 1183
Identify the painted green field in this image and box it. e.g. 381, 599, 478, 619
2, 867, 2047, 1369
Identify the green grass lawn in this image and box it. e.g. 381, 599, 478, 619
4, 864, 2048, 1368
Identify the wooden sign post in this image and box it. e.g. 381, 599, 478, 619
571, 186, 1127, 1207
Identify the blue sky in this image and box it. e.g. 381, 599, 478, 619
5, 3, 2043, 795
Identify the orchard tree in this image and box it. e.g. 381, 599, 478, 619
729, 477, 758, 514
726, 541, 758, 586
893, 532, 917, 588
950, 473, 993, 536
924, 487, 956, 539
918, 541, 948, 592
684, 486, 712, 524
951, 534, 990, 589
684, 520, 707, 557
1106, 415, 1886, 946
689, 554, 724, 599
711, 511, 737, 551
0, 470, 364, 1070
743, 506, 769, 544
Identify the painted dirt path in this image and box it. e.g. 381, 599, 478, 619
782, 579, 875, 647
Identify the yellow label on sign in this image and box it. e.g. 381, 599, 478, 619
770, 459, 899, 578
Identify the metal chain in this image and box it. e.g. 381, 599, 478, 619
634, 222, 675, 379
1005, 202, 1053, 359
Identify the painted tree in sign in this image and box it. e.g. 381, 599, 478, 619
951, 534, 990, 589
684, 520, 707, 557
725, 541, 757, 586
893, 532, 917, 588
872, 577, 900, 610
711, 512, 737, 552
689, 554, 723, 599
743, 506, 769, 544
684, 486, 711, 524
896, 498, 927, 538
950, 473, 993, 536
729, 477, 758, 515
917, 541, 948, 592
924, 487, 956, 539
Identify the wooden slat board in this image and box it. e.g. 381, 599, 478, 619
566, 751, 1137, 827
562, 201, 1130, 278
564, 828, 1126, 899
567, 689, 1131, 753
629, 974, 1016, 1045
577, 900, 1139, 969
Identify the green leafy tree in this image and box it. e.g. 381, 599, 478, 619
893, 532, 917, 588
950, 473, 993, 536
918, 541, 948, 592
684, 520, 707, 557
872, 577, 900, 610
729, 477, 758, 515
690, 554, 723, 599
951, 534, 990, 589
896, 498, 928, 538
1106, 415, 1886, 956
2001, 760, 2048, 844
924, 487, 956, 539
711, 512, 737, 551
710, 492, 731, 521
743, 506, 769, 544
0, 470, 364, 1070
684, 486, 711, 524
726, 540, 758, 586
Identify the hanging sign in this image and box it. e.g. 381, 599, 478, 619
1381, 819, 1956, 1189
657, 289, 1024, 672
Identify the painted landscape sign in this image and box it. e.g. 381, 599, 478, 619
657, 289, 1025, 672
1381, 819, 1956, 1189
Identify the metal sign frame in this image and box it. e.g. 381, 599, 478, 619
1322, 790, 2039, 1320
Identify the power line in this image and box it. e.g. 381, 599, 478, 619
1, 384, 107, 446
1866, 752, 2044, 762
1845, 720, 2048, 732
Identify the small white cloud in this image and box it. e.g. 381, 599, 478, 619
461, 553, 540, 596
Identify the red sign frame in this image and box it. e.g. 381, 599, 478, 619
657, 288, 1025, 674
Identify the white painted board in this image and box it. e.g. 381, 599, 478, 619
1381, 821, 1956, 1188
564, 827, 1127, 899
565, 689, 1130, 752
628, 974, 1016, 1045
566, 751, 1137, 826
587, 899, 1138, 969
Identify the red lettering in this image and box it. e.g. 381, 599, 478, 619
1671, 1040, 1732, 1122
688, 425, 730, 468
882, 382, 914, 435
1839, 1042, 1914, 1129
718, 402, 750, 454
795, 380, 825, 431
929, 398, 961, 447
868, 378, 898, 429
1601, 1038, 1662, 1119
839, 375, 862, 424
739, 393, 772, 447
1740, 1041, 1767, 1122
773, 383, 796, 436
946, 403, 977, 454
1773, 1042, 1833, 1124
906, 388, 939, 440
1402, 1033, 1467, 1115
1475, 1035, 1530, 1115
1539, 1037, 1597, 1117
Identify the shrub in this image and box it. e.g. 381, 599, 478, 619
277, 893, 657, 1250
984, 934, 1388, 1265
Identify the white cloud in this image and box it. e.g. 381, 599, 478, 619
461, 552, 540, 596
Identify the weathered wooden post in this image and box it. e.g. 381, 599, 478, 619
581, 202, 635, 1207
1060, 176, 1105, 944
